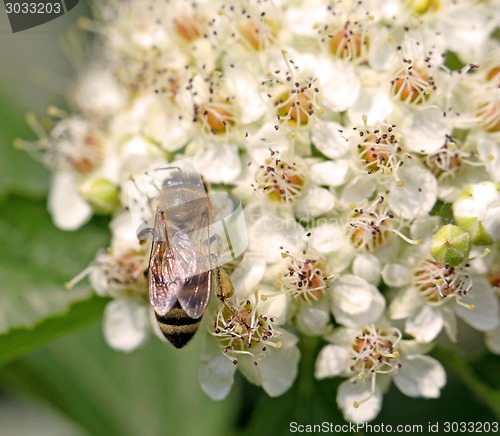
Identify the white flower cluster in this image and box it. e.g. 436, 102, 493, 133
24, 0, 500, 422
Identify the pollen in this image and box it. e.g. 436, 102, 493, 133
237, 17, 278, 51
391, 65, 435, 105
276, 249, 334, 303
66, 249, 148, 297
275, 87, 315, 127
424, 135, 480, 181
211, 293, 282, 365
254, 150, 305, 204
189, 73, 237, 136
412, 258, 474, 309
264, 52, 321, 128
21, 114, 102, 175
354, 123, 408, 183
347, 324, 402, 408
408, 0, 441, 14
173, 14, 205, 42
195, 103, 236, 134
346, 197, 420, 252
328, 21, 367, 61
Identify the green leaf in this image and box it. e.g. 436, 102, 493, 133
0, 324, 238, 436
443, 51, 465, 71
0, 91, 49, 198
0, 295, 108, 367
0, 195, 109, 333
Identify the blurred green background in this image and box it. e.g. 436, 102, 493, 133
0, 3, 499, 435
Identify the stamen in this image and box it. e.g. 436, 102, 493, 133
263, 52, 322, 128
353, 123, 410, 184
412, 258, 476, 309
276, 248, 335, 303
254, 149, 305, 204
211, 291, 283, 365
348, 324, 402, 408
346, 196, 419, 251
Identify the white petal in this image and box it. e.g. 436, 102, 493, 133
72, 68, 126, 119
110, 213, 142, 254
258, 287, 289, 326
394, 355, 446, 399
259, 333, 300, 397
442, 306, 458, 343
485, 324, 500, 355
48, 172, 92, 230
245, 205, 302, 263
310, 159, 350, 187
317, 61, 361, 112
145, 113, 192, 153
311, 121, 350, 159
295, 187, 335, 218
340, 176, 376, 207
454, 279, 499, 331
403, 107, 448, 154
230, 253, 266, 294
226, 68, 267, 124
337, 380, 383, 423
199, 338, 237, 400
285, 2, 326, 37
348, 89, 394, 125
245, 123, 290, 162
331, 275, 385, 327
388, 286, 421, 320
352, 254, 381, 285
308, 223, 346, 254
387, 166, 437, 220
102, 299, 149, 352
315, 345, 349, 379
477, 135, 500, 183
409, 216, 441, 241
368, 26, 398, 71
406, 305, 443, 343
194, 143, 241, 183
296, 302, 330, 336
381, 264, 411, 287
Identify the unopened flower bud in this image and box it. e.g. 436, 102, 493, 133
430, 224, 471, 267
80, 177, 120, 214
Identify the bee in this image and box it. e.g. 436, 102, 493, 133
135, 165, 245, 348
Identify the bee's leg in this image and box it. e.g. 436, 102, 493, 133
214, 267, 252, 331
215, 266, 234, 299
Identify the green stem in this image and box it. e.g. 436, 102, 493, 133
433, 346, 500, 419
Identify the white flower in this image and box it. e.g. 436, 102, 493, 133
48, 172, 92, 230
22, 0, 500, 410
70, 213, 152, 352
315, 323, 446, 422
385, 223, 499, 343
199, 287, 299, 399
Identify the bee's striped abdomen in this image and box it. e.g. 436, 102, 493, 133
155, 303, 202, 348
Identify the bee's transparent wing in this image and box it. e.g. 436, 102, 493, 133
148, 211, 184, 316
179, 193, 248, 269
208, 193, 248, 266
170, 209, 212, 319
